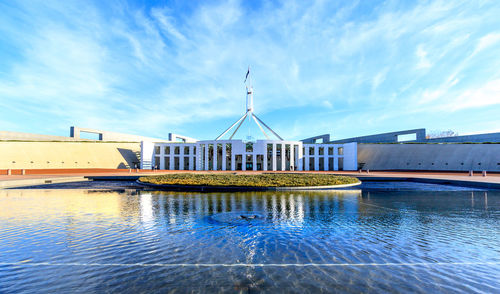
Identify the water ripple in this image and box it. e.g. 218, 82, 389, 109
0, 189, 499, 293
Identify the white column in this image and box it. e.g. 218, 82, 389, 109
242, 154, 246, 171
272, 144, 277, 171
325, 154, 329, 171
263, 145, 268, 171
169, 153, 174, 170
159, 145, 165, 170
305, 153, 310, 171
298, 145, 303, 171
204, 144, 209, 170
334, 144, 339, 171
189, 146, 194, 170
314, 146, 319, 171
231, 153, 236, 171
290, 145, 294, 171
196, 144, 201, 170
222, 143, 227, 171
179, 148, 185, 170
253, 154, 257, 171
281, 144, 286, 171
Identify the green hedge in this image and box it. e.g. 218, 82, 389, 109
139, 173, 359, 187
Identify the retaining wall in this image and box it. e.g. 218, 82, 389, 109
358, 143, 500, 171
0, 142, 141, 169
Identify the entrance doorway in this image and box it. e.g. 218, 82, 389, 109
246, 154, 253, 170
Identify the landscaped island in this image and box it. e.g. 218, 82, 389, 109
138, 173, 361, 191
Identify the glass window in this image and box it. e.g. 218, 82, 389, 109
328, 147, 333, 155
184, 146, 189, 155
164, 157, 170, 170
174, 157, 180, 170
309, 147, 314, 155
165, 146, 170, 154
174, 146, 180, 154
246, 142, 253, 152
319, 147, 324, 155
338, 147, 344, 155
154, 146, 160, 154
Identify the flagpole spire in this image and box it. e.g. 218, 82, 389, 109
215, 67, 282, 140
245, 66, 253, 113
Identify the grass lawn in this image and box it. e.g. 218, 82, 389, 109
138, 173, 360, 187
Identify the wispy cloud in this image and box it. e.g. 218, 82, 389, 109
416, 45, 432, 70
0, 0, 499, 139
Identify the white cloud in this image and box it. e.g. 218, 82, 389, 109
372, 68, 389, 91
1, 0, 500, 139
475, 32, 500, 54
151, 8, 187, 42
449, 79, 500, 111
322, 100, 333, 109
416, 45, 432, 69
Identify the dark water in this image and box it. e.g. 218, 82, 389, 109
0, 188, 499, 293
17, 179, 489, 191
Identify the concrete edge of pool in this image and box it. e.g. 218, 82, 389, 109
1, 171, 500, 189
134, 180, 363, 192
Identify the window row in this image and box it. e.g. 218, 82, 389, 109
155, 146, 196, 155
304, 146, 343, 156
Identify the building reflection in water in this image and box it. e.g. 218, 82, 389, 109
140, 193, 154, 227
139, 190, 362, 227
0, 190, 491, 227
0, 189, 128, 222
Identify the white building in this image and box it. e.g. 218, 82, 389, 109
140, 69, 357, 171
141, 140, 357, 171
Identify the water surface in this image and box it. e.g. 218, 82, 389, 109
0, 188, 499, 293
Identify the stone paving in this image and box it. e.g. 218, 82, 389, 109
1, 169, 499, 189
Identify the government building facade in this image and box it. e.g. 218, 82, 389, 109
141, 140, 357, 171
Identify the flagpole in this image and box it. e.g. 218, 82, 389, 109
215, 66, 283, 141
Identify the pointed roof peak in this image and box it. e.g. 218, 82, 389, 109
215, 69, 283, 141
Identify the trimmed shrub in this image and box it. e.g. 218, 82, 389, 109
139, 173, 359, 187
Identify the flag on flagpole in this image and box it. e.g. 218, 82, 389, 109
244, 67, 250, 83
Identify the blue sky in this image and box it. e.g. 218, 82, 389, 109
1, 0, 499, 141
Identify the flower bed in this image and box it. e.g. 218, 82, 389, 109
138, 173, 360, 188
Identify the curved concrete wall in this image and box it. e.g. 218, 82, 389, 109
0, 142, 141, 169
358, 144, 500, 171
426, 132, 500, 143
1, 131, 86, 141
70, 126, 169, 142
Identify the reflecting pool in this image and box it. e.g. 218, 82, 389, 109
0, 189, 499, 293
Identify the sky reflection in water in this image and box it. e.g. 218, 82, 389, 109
0, 189, 499, 293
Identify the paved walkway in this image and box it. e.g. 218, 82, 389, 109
337, 171, 500, 189
1, 169, 499, 189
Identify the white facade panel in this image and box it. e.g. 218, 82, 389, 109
140, 141, 155, 170
141, 139, 357, 171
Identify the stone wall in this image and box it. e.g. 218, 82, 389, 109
358, 143, 500, 171
0, 141, 141, 169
